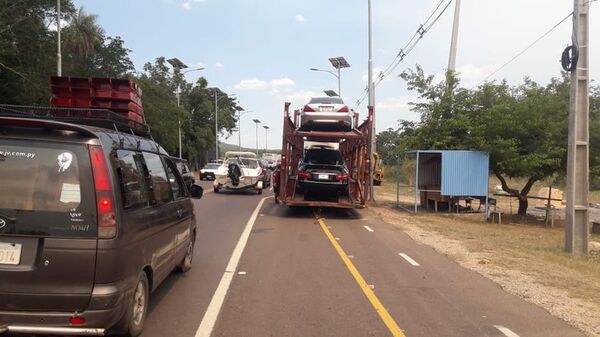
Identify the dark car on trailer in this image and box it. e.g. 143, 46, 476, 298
297, 145, 349, 197
0, 108, 202, 337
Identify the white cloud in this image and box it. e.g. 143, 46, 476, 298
215, 62, 224, 69
182, 0, 206, 10
285, 90, 319, 104
295, 14, 306, 22
234, 77, 295, 91
377, 96, 412, 112
269, 78, 295, 88
234, 78, 268, 90
432, 64, 499, 88
362, 67, 392, 84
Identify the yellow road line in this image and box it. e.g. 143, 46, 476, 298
314, 212, 407, 337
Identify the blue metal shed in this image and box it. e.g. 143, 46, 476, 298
408, 150, 489, 214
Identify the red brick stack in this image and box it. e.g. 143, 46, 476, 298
50, 76, 145, 123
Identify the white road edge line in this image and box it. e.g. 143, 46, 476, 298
195, 196, 271, 337
398, 253, 420, 266
363, 225, 374, 232
494, 325, 520, 337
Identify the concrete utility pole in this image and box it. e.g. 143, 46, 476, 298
57, 0, 62, 76
565, 0, 590, 256
367, 0, 376, 201
448, 0, 461, 72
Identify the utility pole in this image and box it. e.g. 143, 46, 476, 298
447, 0, 461, 72
367, 0, 376, 201
214, 92, 219, 161
566, 0, 590, 256
57, 0, 62, 76
176, 85, 182, 158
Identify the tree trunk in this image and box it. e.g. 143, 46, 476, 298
517, 195, 528, 216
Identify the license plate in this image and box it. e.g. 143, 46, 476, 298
318, 106, 334, 112
318, 174, 329, 180
0, 242, 22, 265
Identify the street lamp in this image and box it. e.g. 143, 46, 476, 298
167, 58, 204, 158
208, 88, 235, 161
310, 56, 350, 96
252, 119, 261, 156
263, 125, 270, 153
236, 107, 253, 151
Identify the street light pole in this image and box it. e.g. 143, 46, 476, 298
263, 125, 269, 153
252, 119, 261, 156
57, 0, 61, 76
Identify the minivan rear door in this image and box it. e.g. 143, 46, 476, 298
0, 138, 98, 311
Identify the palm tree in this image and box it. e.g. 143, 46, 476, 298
63, 7, 104, 61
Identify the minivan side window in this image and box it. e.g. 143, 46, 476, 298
116, 150, 148, 209
163, 158, 186, 199
142, 152, 171, 205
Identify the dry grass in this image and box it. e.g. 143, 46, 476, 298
370, 192, 600, 336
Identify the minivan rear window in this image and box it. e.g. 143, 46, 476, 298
0, 139, 96, 237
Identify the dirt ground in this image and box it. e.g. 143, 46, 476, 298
372, 184, 600, 337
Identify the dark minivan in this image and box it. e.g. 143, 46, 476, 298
0, 114, 201, 336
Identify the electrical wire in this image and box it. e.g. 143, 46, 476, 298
478, 11, 574, 85
355, 0, 455, 109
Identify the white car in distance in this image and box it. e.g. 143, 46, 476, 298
299, 96, 353, 132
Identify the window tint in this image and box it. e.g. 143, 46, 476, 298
0, 139, 95, 237
164, 157, 186, 199
226, 158, 259, 169
304, 149, 344, 165
116, 150, 148, 209
142, 152, 171, 204
308, 97, 344, 105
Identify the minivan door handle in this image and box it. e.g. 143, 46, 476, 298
176, 208, 184, 218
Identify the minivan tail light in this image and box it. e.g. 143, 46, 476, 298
303, 105, 315, 112
89, 145, 116, 239
337, 106, 350, 112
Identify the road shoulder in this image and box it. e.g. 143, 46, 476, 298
370, 205, 600, 337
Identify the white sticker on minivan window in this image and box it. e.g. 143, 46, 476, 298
60, 183, 81, 203
57, 152, 73, 172
0, 150, 36, 159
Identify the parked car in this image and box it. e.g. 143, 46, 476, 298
173, 158, 195, 191
200, 162, 220, 180
214, 152, 265, 194
0, 114, 202, 337
299, 96, 353, 131
297, 146, 349, 196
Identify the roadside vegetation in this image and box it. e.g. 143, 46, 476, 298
377, 67, 600, 216
0, 0, 237, 169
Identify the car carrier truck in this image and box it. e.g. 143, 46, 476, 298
276, 102, 373, 208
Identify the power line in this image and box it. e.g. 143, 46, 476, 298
478, 11, 574, 85
355, 0, 455, 109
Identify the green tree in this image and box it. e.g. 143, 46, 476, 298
0, 0, 75, 104
398, 67, 570, 215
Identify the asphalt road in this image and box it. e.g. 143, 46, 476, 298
136, 180, 586, 337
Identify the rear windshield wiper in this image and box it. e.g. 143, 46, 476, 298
0, 211, 16, 223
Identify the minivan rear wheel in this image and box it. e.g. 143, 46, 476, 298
119, 272, 149, 337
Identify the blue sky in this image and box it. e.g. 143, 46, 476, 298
75, 0, 599, 150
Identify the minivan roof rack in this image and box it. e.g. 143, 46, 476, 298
0, 104, 151, 138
